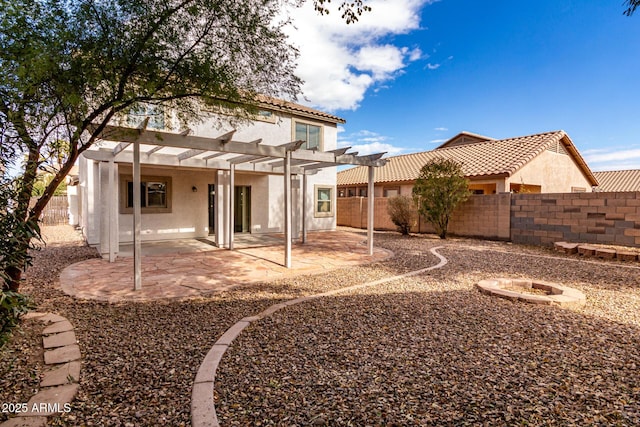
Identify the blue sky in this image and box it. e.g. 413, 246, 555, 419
286, 0, 640, 171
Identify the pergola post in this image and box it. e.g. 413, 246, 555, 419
229, 163, 235, 250
367, 165, 374, 256
302, 173, 307, 244
108, 159, 118, 262
133, 140, 142, 290
284, 151, 292, 268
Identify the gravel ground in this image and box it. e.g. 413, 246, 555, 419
0, 318, 43, 423
215, 234, 640, 426
2, 226, 640, 426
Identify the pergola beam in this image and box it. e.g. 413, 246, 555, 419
113, 142, 131, 156
95, 125, 387, 168
146, 146, 163, 155
177, 149, 206, 161
203, 152, 226, 160
228, 154, 267, 164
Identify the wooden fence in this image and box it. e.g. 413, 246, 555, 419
30, 196, 69, 226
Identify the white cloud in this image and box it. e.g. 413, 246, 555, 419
430, 138, 446, 144
283, 0, 432, 111
426, 63, 441, 70
584, 147, 640, 171
434, 127, 448, 131
338, 129, 407, 156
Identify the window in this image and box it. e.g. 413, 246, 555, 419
255, 110, 277, 123
358, 187, 368, 197
295, 121, 322, 150
120, 175, 172, 214
315, 185, 334, 217
127, 103, 164, 130
383, 187, 400, 198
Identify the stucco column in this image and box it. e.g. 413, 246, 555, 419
98, 161, 109, 258
214, 170, 228, 248
284, 152, 292, 268
302, 173, 307, 244
229, 164, 235, 251
133, 140, 142, 291
108, 159, 118, 262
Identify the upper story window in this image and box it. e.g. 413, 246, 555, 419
295, 121, 322, 150
128, 103, 165, 130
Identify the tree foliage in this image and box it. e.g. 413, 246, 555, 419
387, 195, 416, 236
0, 0, 371, 292
314, 0, 372, 23
624, 0, 639, 16
412, 158, 470, 239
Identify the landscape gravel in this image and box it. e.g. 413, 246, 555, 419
2, 226, 639, 426
215, 234, 640, 426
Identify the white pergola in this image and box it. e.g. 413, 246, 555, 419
84, 124, 386, 291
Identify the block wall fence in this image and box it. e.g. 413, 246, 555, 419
337, 192, 640, 247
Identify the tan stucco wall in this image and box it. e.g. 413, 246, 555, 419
507, 150, 592, 193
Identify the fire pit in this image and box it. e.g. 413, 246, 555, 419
476, 278, 586, 307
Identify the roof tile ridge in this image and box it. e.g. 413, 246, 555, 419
383, 150, 435, 160
594, 169, 640, 173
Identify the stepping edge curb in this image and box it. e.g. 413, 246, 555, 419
1, 312, 81, 427
191, 246, 449, 427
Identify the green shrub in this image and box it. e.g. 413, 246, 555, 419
387, 195, 417, 235
412, 158, 470, 239
0, 290, 33, 348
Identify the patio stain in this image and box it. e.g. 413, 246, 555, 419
59, 231, 391, 302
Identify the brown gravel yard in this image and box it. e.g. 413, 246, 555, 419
2, 226, 640, 426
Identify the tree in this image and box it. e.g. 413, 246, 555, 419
412, 158, 470, 239
387, 195, 416, 235
624, 0, 639, 15
0, 0, 371, 292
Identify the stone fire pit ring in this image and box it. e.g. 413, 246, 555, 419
476, 278, 586, 307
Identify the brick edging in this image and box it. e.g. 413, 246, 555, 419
191, 246, 449, 427
1, 312, 81, 427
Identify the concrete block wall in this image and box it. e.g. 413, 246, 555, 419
437, 193, 511, 240
511, 192, 640, 247
337, 194, 511, 240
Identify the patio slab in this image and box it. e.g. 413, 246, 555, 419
59, 231, 391, 302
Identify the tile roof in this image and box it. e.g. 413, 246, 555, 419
338, 130, 597, 186
256, 95, 346, 124
594, 170, 640, 192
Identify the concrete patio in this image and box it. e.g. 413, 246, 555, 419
59, 230, 392, 302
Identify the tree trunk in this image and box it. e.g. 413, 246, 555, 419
4, 266, 22, 292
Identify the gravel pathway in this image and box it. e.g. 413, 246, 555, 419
2, 226, 640, 426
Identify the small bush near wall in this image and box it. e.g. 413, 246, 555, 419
387, 196, 416, 235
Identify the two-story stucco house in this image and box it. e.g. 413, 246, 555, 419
71, 98, 386, 263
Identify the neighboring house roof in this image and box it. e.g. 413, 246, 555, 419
337, 130, 598, 186
594, 170, 640, 192
256, 95, 346, 124
435, 131, 495, 149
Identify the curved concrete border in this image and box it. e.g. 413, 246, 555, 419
191, 246, 448, 427
1, 312, 81, 427
476, 278, 586, 307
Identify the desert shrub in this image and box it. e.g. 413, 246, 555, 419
387, 195, 416, 235
412, 158, 470, 239
0, 290, 33, 348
